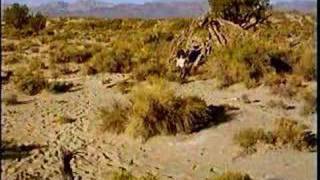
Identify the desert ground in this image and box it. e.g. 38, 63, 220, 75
1, 8, 317, 180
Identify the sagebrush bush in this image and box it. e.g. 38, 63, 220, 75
13, 66, 46, 96
51, 44, 93, 64
88, 46, 134, 74
204, 36, 277, 88
98, 77, 226, 140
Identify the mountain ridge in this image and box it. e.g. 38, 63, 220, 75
2, 0, 316, 18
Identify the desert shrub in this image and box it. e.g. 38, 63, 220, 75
2, 94, 19, 105
97, 77, 226, 140
109, 170, 136, 180
4, 54, 23, 65
116, 81, 135, 94
127, 77, 225, 140
46, 81, 74, 94
234, 118, 316, 152
233, 128, 274, 150
273, 118, 310, 150
4, 3, 30, 29
266, 99, 291, 110
132, 58, 174, 81
52, 44, 93, 64
210, 171, 252, 180
294, 45, 316, 81
17, 39, 40, 51
267, 75, 303, 98
2, 42, 17, 52
88, 46, 134, 73
205, 37, 276, 88
143, 31, 174, 44
29, 12, 46, 34
168, 18, 192, 31
208, 0, 271, 29
139, 19, 158, 29
98, 103, 129, 134
108, 169, 158, 180
300, 90, 316, 116
13, 66, 46, 96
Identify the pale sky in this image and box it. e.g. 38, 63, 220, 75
3, 0, 316, 6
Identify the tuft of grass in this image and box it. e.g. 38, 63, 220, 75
273, 118, 310, 150
98, 103, 129, 134
98, 77, 227, 141
107, 169, 158, 180
234, 118, 316, 152
125, 77, 211, 140
210, 171, 252, 180
233, 128, 275, 151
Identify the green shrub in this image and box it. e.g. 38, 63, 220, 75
4, 3, 30, 29
29, 12, 46, 34
208, 0, 271, 29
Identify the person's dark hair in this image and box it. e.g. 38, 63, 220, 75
177, 49, 187, 58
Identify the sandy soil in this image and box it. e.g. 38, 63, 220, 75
1, 71, 316, 180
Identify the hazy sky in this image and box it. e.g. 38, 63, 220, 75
3, 0, 316, 5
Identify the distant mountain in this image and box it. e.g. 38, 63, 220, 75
273, 0, 316, 13
32, 0, 207, 18
2, 0, 316, 19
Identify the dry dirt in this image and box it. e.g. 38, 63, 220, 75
1, 71, 316, 180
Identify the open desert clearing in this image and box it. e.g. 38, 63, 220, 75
1, 72, 316, 180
